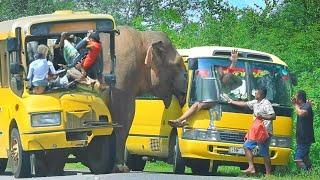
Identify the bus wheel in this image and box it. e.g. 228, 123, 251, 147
0, 158, 8, 173
125, 150, 146, 171
173, 134, 185, 174
10, 128, 31, 178
87, 135, 115, 174
167, 132, 176, 164
32, 151, 67, 177
46, 151, 67, 176
190, 159, 217, 175
32, 152, 47, 177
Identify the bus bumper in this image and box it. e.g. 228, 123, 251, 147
20, 128, 113, 151
179, 138, 291, 165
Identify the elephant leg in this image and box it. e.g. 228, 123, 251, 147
109, 88, 135, 172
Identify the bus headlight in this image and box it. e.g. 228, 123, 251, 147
270, 136, 291, 148
31, 112, 61, 127
182, 128, 220, 141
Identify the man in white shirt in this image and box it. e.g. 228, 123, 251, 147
27, 44, 51, 94
228, 88, 276, 175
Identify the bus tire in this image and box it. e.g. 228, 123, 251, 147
0, 158, 8, 173
125, 152, 146, 171
32, 152, 47, 177
10, 128, 31, 178
173, 134, 185, 174
190, 159, 217, 175
32, 150, 67, 177
167, 131, 176, 164
87, 135, 115, 174
190, 159, 208, 175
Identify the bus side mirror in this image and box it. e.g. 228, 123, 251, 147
188, 58, 198, 70
197, 77, 220, 102
7, 38, 18, 52
10, 63, 21, 74
290, 73, 297, 86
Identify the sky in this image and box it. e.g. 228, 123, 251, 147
227, 0, 266, 9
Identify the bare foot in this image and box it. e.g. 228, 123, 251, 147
168, 119, 188, 127
241, 168, 256, 174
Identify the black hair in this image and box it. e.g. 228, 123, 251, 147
257, 87, 267, 99
296, 90, 307, 103
89, 31, 100, 42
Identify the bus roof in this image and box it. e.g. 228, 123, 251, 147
0, 10, 116, 38
188, 46, 287, 66
177, 48, 190, 57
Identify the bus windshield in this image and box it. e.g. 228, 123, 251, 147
190, 58, 292, 107
25, 30, 111, 94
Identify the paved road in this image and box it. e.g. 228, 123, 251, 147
1, 170, 253, 180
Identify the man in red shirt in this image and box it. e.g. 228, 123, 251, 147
75, 31, 102, 79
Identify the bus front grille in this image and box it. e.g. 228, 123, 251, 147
66, 111, 97, 129
219, 131, 246, 144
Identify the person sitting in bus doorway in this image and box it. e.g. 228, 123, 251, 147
168, 49, 242, 127
292, 90, 315, 171
26, 44, 55, 94
228, 88, 276, 175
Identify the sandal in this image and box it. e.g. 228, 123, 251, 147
168, 119, 188, 127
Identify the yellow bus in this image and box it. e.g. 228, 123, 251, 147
0, 11, 118, 178
126, 46, 293, 175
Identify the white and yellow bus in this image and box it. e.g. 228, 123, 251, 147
126, 46, 294, 175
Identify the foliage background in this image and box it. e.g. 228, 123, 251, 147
0, 0, 319, 172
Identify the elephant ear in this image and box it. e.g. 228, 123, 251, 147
144, 41, 165, 76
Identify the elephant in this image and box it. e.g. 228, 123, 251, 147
101, 26, 187, 172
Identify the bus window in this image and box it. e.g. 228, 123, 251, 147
249, 62, 291, 106
190, 58, 246, 104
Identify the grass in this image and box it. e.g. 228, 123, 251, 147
64, 162, 88, 170
149, 161, 320, 179
64, 161, 320, 179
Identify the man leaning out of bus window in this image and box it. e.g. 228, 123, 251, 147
168, 49, 242, 127
26, 44, 56, 94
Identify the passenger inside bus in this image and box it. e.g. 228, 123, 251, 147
26, 44, 57, 94
26, 30, 105, 93
169, 49, 242, 127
